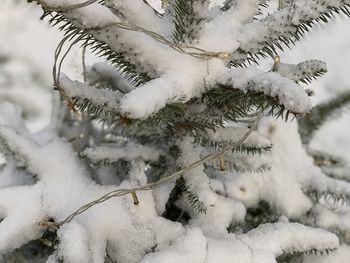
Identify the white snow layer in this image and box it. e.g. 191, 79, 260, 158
0, 103, 341, 262
82, 143, 162, 163
59, 74, 122, 110
2, 0, 350, 262
36, 0, 330, 118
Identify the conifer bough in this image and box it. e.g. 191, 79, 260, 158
0, 0, 350, 262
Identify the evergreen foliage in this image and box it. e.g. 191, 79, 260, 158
299, 91, 350, 144
0, 0, 350, 262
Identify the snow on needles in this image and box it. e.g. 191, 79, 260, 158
2, 0, 350, 262
0, 101, 341, 262
35, 0, 333, 119
82, 143, 162, 163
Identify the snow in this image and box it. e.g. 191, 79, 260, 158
241, 223, 339, 255
312, 205, 350, 242
2, 0, 350, 262
210, 117, 350, 223
216, 67, 313, 113
258, 119, 316, 217
59, 74, 122, 110
276, 60, 327, 82
58, 222, 90, 262
292, 0, 350, 23
143, 223, 338, 263
205, 237, 253, 263
104, 0, 170, 35
141, 228, 207, 263
0, 102, 26, 130
43, 0, 118, 28
304, 245, 350, 263
0, 103, 186, 263
235, 0, 350, 62
38, 0, 323, 119
82, 143, 162, 163
208, 126, 271, 147
87, 62, 134, 93
43, 0, 91, 7
120, 70, 205, 119
190, 195, 246, 236
0, 161, 34, 188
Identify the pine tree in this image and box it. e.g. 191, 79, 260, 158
0, 0, 350, 262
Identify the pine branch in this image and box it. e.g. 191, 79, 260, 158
135, 79, 303, 136
310, 150, 346, 168
298, 91, 350, 144
58, 74, 122, 119
86, 62, 134, 94
305, 188, 350, 206
275, 60, 327, 84
81, 143, 161, 165
231, 1, 350, 65
57, 112, 262, 225
202, 85, 302, 122
308, 150, 350, 182
221, 0, 268, 16
175, 176, 207, 214
307, 205, 350, 244
277, 253, 304, 263
166, 0, 209, 43
276, 248, 337, 263
229, 201, 279, 234
39, 3, 152, 86
195, 137, 272, 155
205, 160, 271, 175
221, 0, 236, 11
